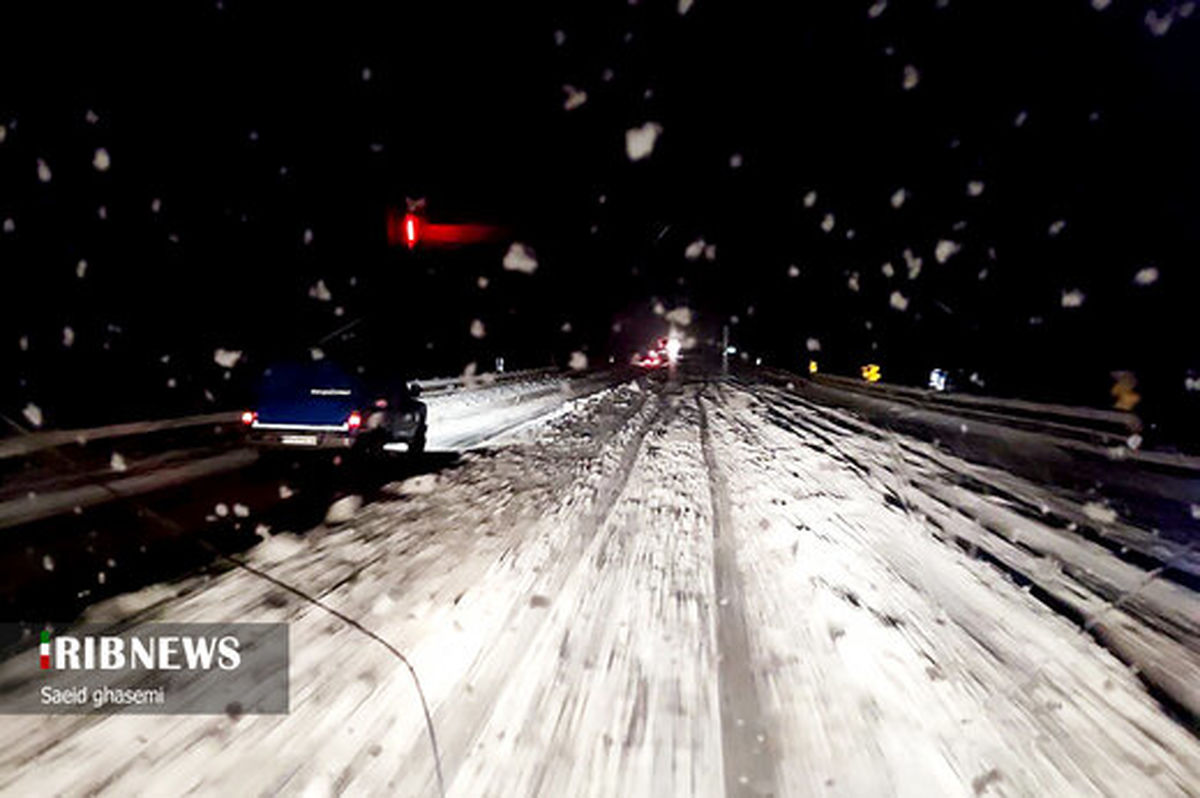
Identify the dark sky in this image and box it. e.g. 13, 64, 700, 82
2, 0, 1198, 432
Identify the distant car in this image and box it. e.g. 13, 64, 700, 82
244, 360, 427, 456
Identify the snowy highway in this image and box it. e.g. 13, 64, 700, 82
1, 369, 1198, 796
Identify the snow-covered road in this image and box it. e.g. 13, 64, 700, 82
1, 374, 1197, 797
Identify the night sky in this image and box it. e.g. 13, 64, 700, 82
2, 1, 1198, 440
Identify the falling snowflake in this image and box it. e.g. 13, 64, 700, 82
562, 85, 588, 111
0, 124, 6, 143
729, 152, 743, 169
477, 276, 489, 289
889, 291, 909, 311
678, 0, 694, 13
1048, 219, 1067, 237
213, 349, 242, 368
685, 238, 706, 260
868, 0, 887, 18
76, 259, 88, 279
36, 158, 52, 183
560, 321, 572, 333
625, 122, 663, 161
803, 190, 817, 208
665, 307, 693, 326
43, 555, 55, 572
902, 65, 920, 90
308, 279, 332, 301
806, 337, 821, 352
62, 327, 75, 348
151, 198, 162, 213
1092, 0, 1111, 9
1133, 266, 1159, 286
890, 188, 906, 208
503, 242, 538, 273
1061, 288, 1086, 308
703, 243, 717, 261
302, 228, 314, 245
934, 240, 961, 263
361, 66, 372, 81
553, 29, 566, 46
2, 218, 13, 234
310, 347, 325, 361
23, 403, 43, 428
111, 453, 128, 472
1146, 8, 1174, 35
903, 249, 923, 279
966, 180, 985, 197
92, 148, 111, 172
18, 335, 29, 351
787, 264, 800, 278
568, 351, 588, 371
1014, 109, 1028, 127
881, 262, 895, 278
820, 213, 835, 233
847, 272, 860, 292
470, 319, 486, 339
215, 503, 230, 517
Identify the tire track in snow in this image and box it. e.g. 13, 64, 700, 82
697, 387, 781, 798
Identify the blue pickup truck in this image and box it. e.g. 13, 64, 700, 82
243, 360, 427, 456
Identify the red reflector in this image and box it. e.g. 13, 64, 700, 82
241, 411, 256, 425
374, 398, 388, 409
347, 411, 363, 429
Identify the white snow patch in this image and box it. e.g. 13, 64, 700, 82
396, 474, 437, 496
934, 240, 961, 264
22, 403, 43, 428
625, 122, 663, 161
503, 242, 539, 273
1083, 502, 1118, 524
325, 495, 363, 525
1061, 289, 1086, 308
213, 349, 242, 368
92, 148, 111, 172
